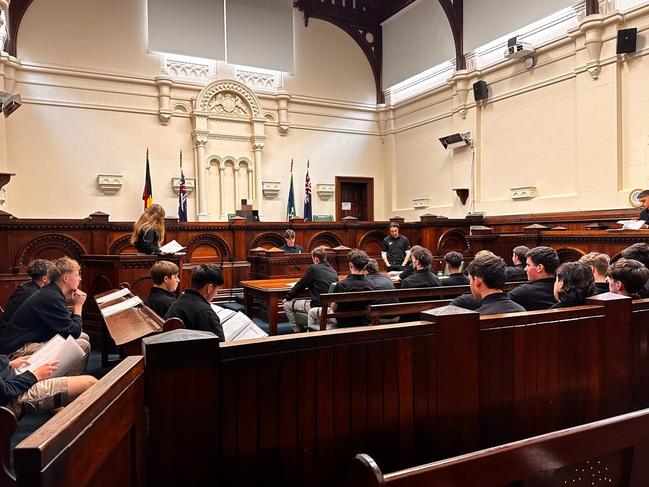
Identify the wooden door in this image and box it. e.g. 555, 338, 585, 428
336, 176, 374, 221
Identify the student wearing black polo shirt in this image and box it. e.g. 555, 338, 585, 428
1, 259, 54, 328
551, 261, 595, 308
465, 255, 524, 315
363, 259, 396, 304
620, 243, 649, 298
607, 258, 649, 299
400, 247, 440, 289
283, 246, 339, 330
637, 189, 649, 227
381, 222, 411, 271
144, 260, 180, 318
505, 246, 529, 282
508, 246, 559, 311
579, 252, 610, 294
131, 204, 166, 255
165, 264, 225, 341
307, 249, 375, 329
279, 229, 304, 253
441, 251, 469, 286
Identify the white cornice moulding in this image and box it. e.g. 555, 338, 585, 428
97, 174, 123, 196
510, 186, 537, 200
412, 197, 431, 209
316, 184, 335, 201
262, 181, 281, 200
171, 177, 196, 195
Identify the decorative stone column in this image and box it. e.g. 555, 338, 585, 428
218, 163, 226, 220
233, 163, 241, 209
247, 165, 254, 202
193, 131, 209, 220
252, 142, 264, 210
155, 75, 174, 124
276, 92, 290, 135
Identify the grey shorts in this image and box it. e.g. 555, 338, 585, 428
9, 377, 68, 417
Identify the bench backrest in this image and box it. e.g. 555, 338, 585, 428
351, 407, 649, 487
12, 356, 145, 487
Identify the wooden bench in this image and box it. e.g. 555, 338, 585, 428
0, 356, 145, 486
142, 292, 643, 486
351, 406, 649, 486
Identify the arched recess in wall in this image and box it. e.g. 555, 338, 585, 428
358, 231, 386, 257
306, 232, 343, 251
15, 233, 86, 268
250, 232, 285, 250
437, 229, 470, 256
185, 234, 231, 264
556, 247, 586, 264
109, 235, 136, 255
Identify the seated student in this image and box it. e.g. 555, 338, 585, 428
400, 247, 440, 289
283, 246, 339, 331
307, 249, 375, 329
2, 259, 55, 327
144, 260, 180, 318
450, 251, 497, 309
130, 204, 166, 255
0, 355, 97, 418
441, 251, 469, 286
363, 258, 396, 304
620, 243, 649, 297
280, 229, 304, 253
579, 252, 610, 294
165, 264, 225, 341
381, 222, 411, 271
0, 258, 90, 375
508, 246, 559, 311
637, 189, 649, 227
506, 246, 529, 282
464, 255, 525, 315
606, 258, 649, 299
552, 261, 596, 308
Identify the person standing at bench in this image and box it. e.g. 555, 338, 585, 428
400, 247, 440, 290
0, 354, 97, 418
307, 249, 375, 329
131, 203, 165, 255
637, 189, 649, 227
606, 258, 649, 299
579, 252, 610, 294
381, 222, 411, 271
0, 257, 91, 375
280, 229, 304, 253
620, 243, 649, 297
506, 246, 529, 282
465, 255, 524, 315
165, 264, 225, 341
441, 251, 469, 286
145, 260, 180, 318
508, 246, 559, 311
552, 261, 596, 308
1, 259, 55, 328
283, 246, 338, 331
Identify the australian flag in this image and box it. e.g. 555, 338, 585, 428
303, 160, 312, 222
178, 151, 187, 222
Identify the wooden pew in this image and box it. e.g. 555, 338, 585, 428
350, 407, 649, 487
0, 356, 146, 487
368, 300, 451, 325
631, 298, 649, 409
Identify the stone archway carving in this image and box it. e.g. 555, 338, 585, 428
192, 79, 266, 221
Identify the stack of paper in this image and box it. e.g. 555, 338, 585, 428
16, 335, 85, 378
100, 296, 143, 317
96, 287, 130, 304
617, 220, 646, 230
159, 240, 185, 255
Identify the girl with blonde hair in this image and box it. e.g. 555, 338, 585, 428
130, 204, 165, 254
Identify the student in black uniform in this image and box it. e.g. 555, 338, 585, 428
131, 204, 166, 254
464, 255, 524, 315
363, 259, 396, 304
606, 258, 649, 299
579, 252, 610, 294
508, 246, 559, 311
552, 262, 596, 308
400, 247, 440, 289
283, 246, 338, 330
637, 189, 649, 227
505, 246, 529, 282
441, 251, 469, 286
165, 264, 225, 341
144, 260, 180, 318
620, 243, 649, 298
279, 229, 304, 253
1, 259, 54, 327
381, 222, 411, 271
0, 257, 91, 375
307, 249, 375, 329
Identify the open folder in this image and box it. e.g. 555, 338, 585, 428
16, 335, 85, 378
211, 304, 267, 341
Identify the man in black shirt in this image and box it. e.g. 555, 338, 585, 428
464, 255, 525, 315
279, 229, 304, 253
579, 252, 611, 294
505, 246, 529, 282
607, 258, 649, 299
165, 264, 225, 341
381, 222, 411, 271
307, 249, 375, 329
283, 246, 339, 330
144, 260, 180, 317
508, 246, 559, 311
1, 259, 54, 328
638, 189, 649, 227
620, 243, 649, 298
441, 251, 469, 286
400, 247, 440, 289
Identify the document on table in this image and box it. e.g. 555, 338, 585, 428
617, 220, 646, 230
159, 240, 185, 254
16, 335, 85, 378
100, 296, 143, 317
96, 287, 130, 304
221, 311, 268, 341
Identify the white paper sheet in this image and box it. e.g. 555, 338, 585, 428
100, 296, 143, 317
95, 287, 130, 304
210, 304, 236, 323
222, 311, 268, 341
17, 335, 85, 378
617, 220, 645, 230
159, 240, 185, 254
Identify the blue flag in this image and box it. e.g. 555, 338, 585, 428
303, 160, 312, 222
287, 159, 296, 220
178, 151, 187, 222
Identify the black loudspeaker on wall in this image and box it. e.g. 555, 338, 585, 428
617, 28, 638, 54
473, 80, 488, 102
